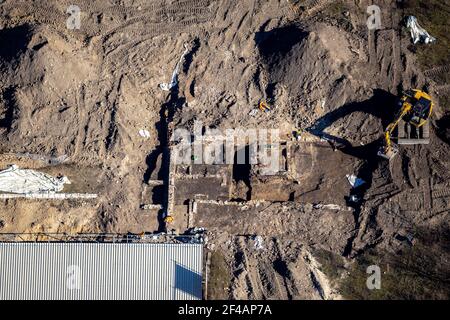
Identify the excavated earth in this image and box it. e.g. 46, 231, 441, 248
0, 0, 448, 299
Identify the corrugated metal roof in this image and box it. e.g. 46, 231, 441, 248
0, 243, 203, 300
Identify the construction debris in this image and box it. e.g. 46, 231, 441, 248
186, 227, 206, 237
176, 227, 207, 244
346, 174, 366, 188
159, 43, 190, 91
406, 16, 436, 44
0, 165, 70, 194
313, 203, 342, 210
141, 204, 163, 210
139, 129, 151, 138
253, 235, 264, 250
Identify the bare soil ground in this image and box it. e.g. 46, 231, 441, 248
0, 0, 448, 299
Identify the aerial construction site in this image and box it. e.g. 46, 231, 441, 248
0, 0, 449, 300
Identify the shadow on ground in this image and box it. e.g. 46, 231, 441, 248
306, 89, 399, 255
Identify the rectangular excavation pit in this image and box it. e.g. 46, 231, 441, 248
174, 176, 230, 205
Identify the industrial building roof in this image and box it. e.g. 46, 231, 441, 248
0, 242, 203, 300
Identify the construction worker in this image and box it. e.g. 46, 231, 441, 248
259, 100, 271, 113
164, 215, 174, 224
293, 129, 303, 140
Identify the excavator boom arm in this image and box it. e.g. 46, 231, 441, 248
378, 89, 433, 161
384, 103, 412, 148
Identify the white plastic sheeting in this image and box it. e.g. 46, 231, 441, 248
346, 174, 366, 188
406, 16, 436, 44
159, 43, 189, 91
0, 165, 70, 194
253, 235, 264, 250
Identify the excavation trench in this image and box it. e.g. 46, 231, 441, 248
144, 89, 186, 232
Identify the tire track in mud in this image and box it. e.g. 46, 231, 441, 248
424, 65, 450, 78
301, 247, 339, 300
3, 2, 65, 28
432, 158, 450, 180
99, 1, 216, 78
233, 237, 263, 299
100, 23, 209, 78
231, 240, 340, 300
287, 0, 333, 18
306, 0, 332, 16
286, 0, 302, 15
272, 239, 293, 300
436, 84, 450, 94
7, 0, 215, 56
33, 0, 220, 216
432, 188, 450, 200
100, 9, 211, 46
231, 237, 303, 300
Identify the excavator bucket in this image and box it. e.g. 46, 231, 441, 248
377, 145, 399, 160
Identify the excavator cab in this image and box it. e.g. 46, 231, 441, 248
378, 89, 433, 160
401, 90, 433, 127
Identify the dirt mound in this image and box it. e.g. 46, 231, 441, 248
251, 22, 378, 138
0, 25, 97, 156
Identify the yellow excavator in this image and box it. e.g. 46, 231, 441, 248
378, 89, 433, 160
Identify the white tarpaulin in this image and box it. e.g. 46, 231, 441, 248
406, 16, 436, 44
0, 165, 70, 194
159, 43, 189, 92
